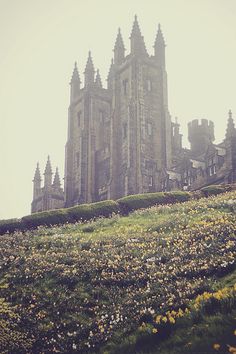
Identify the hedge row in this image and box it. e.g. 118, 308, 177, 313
200, 184, 233, 197
0, 200, 120, 235
0, 185, 234, 235
117, 190, 191, 213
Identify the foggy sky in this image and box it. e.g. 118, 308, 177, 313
0, 0, 236, 219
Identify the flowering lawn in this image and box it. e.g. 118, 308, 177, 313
0, 191, 236, 353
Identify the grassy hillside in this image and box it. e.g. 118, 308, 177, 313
0, 191, 236, 353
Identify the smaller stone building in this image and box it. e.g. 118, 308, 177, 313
161, 110, 236, 191
31, 156, 64, 213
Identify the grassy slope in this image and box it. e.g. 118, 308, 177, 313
0, 191, 236, 353
134, 268, 236, 354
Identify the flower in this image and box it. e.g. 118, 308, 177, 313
213, 343, 220, 350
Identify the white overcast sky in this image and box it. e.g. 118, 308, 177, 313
0, 0, 236, 219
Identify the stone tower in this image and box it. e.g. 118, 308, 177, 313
64, 53, 111, 206
188, 119, 215, 156
64, 16, 172, 206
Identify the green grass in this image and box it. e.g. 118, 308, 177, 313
107, 268, 236, 354
0, 190, 235, 353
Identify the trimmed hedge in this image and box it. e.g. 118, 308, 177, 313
200, 184, 233, 197
21, 209, 70, 229
67, 200, 120, 222
117, 191, 191, 213
0, 184, 234, 235
0, 219, 21, 234
0, 200, 120, 235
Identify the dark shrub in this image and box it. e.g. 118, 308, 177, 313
21, 209, 69, 229
0, 218, 21, 235
117, 192, 167, 213
67, 200, 120, 222
0, 201, 120, 234
165, 191, 191, 203
117, 191, 190, 213
200, 184, 231, 197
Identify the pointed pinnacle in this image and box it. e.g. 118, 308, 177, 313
226, 110, 236, 139
95, 69, 102, 87
130, 14, 142, 38
33, 162, 41, 181
70, 61, 81, 84
130, 15, 147, 55
114, 27, 125, 49
154, 23, 166, 47
84, 51, 95, 73
107, 58, 115, 79
44, 156, 52, 175
53, 167, 61, 186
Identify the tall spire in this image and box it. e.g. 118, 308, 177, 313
95, 69, 102, 88
114, 28, 125, 65
130, 15, 148, 56
70, 62, 81, 102
53, 167, 61, 188
33, 163, 42, 199
84, 51, 95, 88
154, 23, 166, 67
225, 110, 236, 139
44, 156, 53, 188
33, 162, 41, 182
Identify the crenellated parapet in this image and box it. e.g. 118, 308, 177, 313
188, 119, 215, 155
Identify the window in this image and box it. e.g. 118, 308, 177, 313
147, 79, 152, 92
208, 156, 216, 176
147, 122, 153, 136
148, 176, 153, 187
123, 122, 127, 139
123, 79, 128, 95
162, 179, 168, 191
183, 170, 191, 186
99, 110, 104, 123
76, 152, 80, 168
77, 111, 82, 126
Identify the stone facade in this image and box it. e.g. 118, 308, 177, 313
31, 157, 64, 213
31, 16, 236, 212
64, 17, 173, 207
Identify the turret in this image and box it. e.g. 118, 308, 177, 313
53, 167, 61, 190
84, 51, 95, 88
172, 117, 182, 151
70, 62, 81, 103
224, 110, 236, 181
44, 156, 53, 188
33, 162, 42, 199
154, 24, 166, 67
114, 28, 125, 65
95, 69, 103, 88
188, 119, 215, 156
225, 109, 236, 140
130, 15, 148, 57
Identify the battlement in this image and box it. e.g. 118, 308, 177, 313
188, 119, 215, 155
188, 119, 215, 142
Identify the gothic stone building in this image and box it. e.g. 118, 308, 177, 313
31, 16, 236, 213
